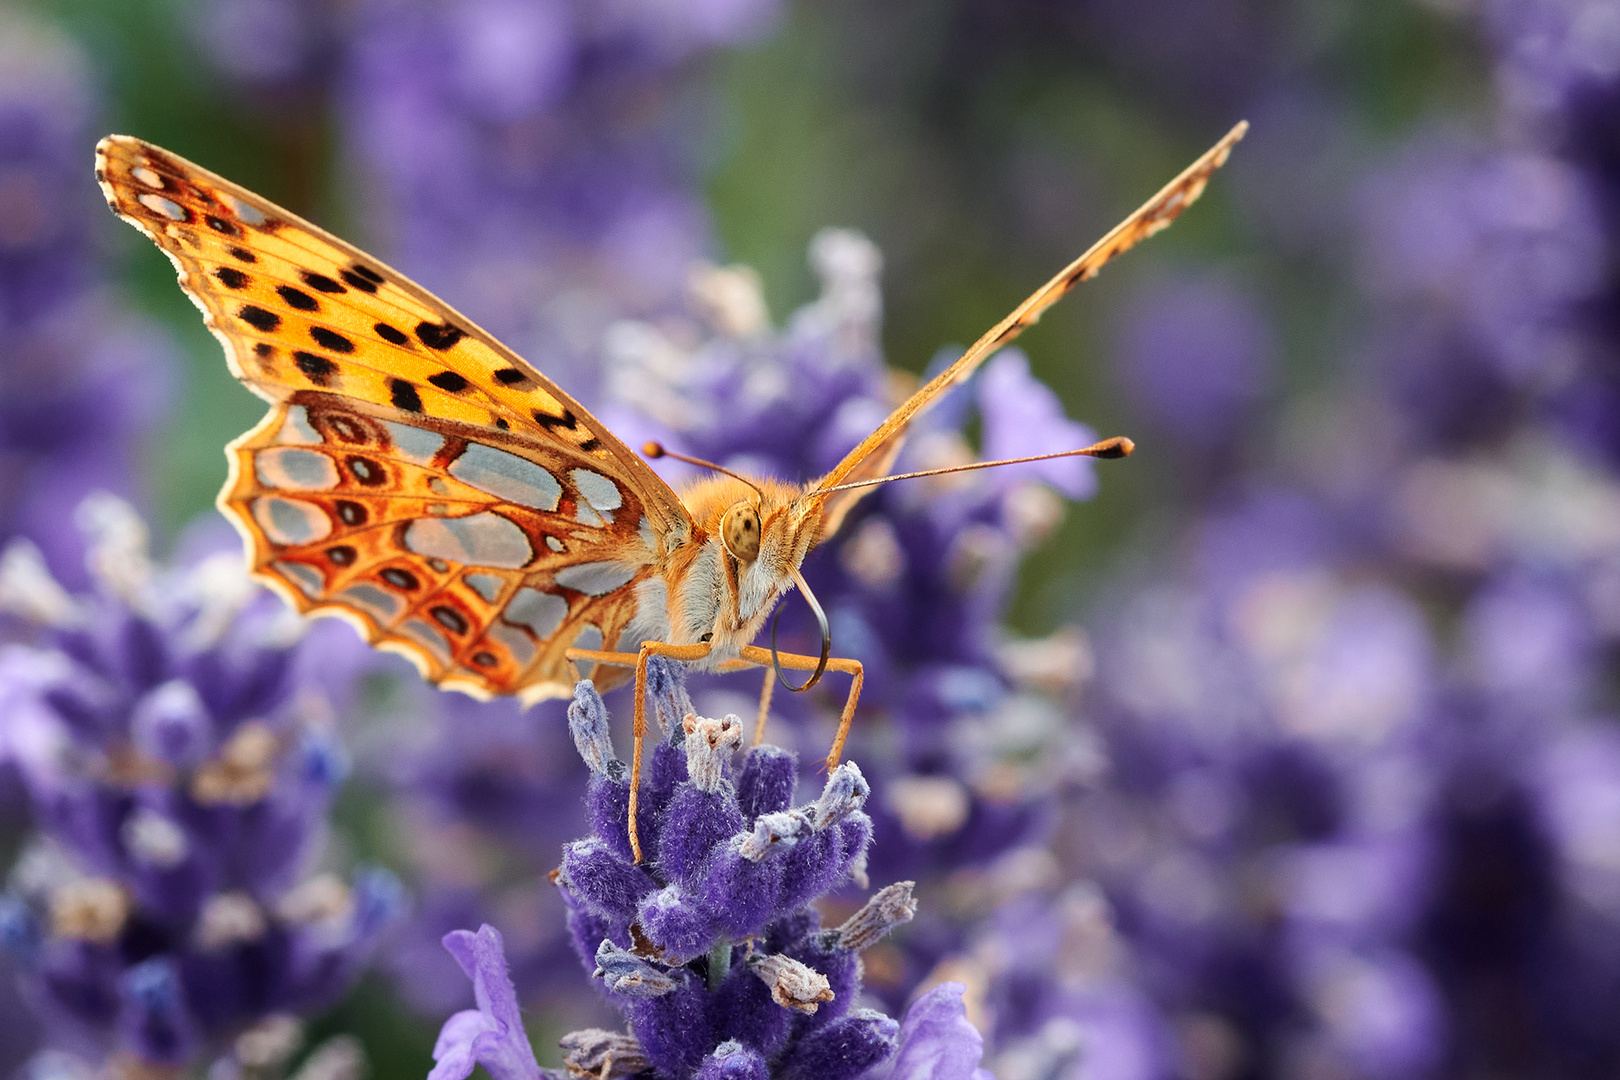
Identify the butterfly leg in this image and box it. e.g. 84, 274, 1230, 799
754, 668, 777, 748
736, 646, 865, 771
564, 641, 713, 864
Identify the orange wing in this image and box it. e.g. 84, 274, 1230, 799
813, 120, 1247, 503
97, 135, 691, 700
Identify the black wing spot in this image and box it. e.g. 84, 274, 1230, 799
336, 500, 367, 526
431, 605, 469, 635
301, 271, 347, 294
205, 215, 242, 237
276, 285, 319, 312
214, 266, 250, 289
229, 246, 258, 264
374, 322, 409, 345
472, 651, 498, 668
389, 379, 424, 413
327, 545, 357, 566
428, 371, 470, 393
381, 567, 419, 591
494, 418, 509, 430
349, 263, 385, 284
293, 351, 338, 386
238, 305, 281, 332
339, 268, 379, 294
533, 409, 578, 431
253, 342, 274, 358
309, 326, 356, 354
347, 456, 386, 486
416, 320, 466, 351
493, 368, 530, 386
579, 438, 603, 452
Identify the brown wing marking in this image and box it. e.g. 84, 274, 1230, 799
220, 400, 656, 698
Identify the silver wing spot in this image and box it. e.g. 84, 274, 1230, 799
404, 513, 532, 569
255, 448, 339, 491
253, 497, 332, 545
448, 444, 561, 511
554, 561, 637, 597
505, 587, 568, 639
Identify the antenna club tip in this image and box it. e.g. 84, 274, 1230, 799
1088, 436, 1134, 459
642, 441, 666, 459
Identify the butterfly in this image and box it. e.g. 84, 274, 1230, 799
97, 121, 1245, 860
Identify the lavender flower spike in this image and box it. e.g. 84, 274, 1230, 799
429, 925, 544, 1080
425, 665, 929, 1079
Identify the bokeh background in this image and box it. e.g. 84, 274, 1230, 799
2, 0, 1619, 1077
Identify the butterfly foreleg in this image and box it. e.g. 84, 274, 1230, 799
564, 640, 713, 864
736, 646, 865, 772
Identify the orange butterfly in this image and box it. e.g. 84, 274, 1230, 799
97, 121, 1245, 860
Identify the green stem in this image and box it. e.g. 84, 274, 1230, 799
707, 941, 733, 991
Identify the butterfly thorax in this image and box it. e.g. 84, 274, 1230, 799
636, 474, 823, 666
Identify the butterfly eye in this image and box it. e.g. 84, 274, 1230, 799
721, 504, 761, 563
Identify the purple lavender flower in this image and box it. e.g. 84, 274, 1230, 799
0, 12, 173, 587
428, 666, 952, 1079
0, 497, 399, 1071
333, 0, 779, 400
377, 687, 588, 1016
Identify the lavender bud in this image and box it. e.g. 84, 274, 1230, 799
739, 811, 812, 862
120, 808, 188, 869
0, 540, 79, 626
119, 957, 193, 1064
0, 896, 40, 963
49, 879, 128, 943
824, 881, 917, 951
131, 680, 210, 767
569, 680, 620, 777
594, 940, 681, 998
646, 655, 695, 740
811, 762, 869, 830
747, 952, 834, 1014
559, 1029, 651, 1078
695, 1041, 769, 1080
682, 713, 743, 793
561, 838, 656, 918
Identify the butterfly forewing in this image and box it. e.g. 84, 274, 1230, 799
816, 121, 1248, 494
97, 135, 689, 699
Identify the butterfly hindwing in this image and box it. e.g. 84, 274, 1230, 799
97, 135, 688, 698
223, 399, 656, 699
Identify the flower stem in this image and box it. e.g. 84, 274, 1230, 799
707, 941, 733, 991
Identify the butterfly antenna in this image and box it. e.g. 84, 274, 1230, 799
643, 442, 765, 499
809, 436, 1135, 498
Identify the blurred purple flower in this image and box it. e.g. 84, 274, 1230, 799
0, 497, 399, 1071
1112, 272, 1275, 452
0, 12, 174, 587
332, 0, 779, 400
